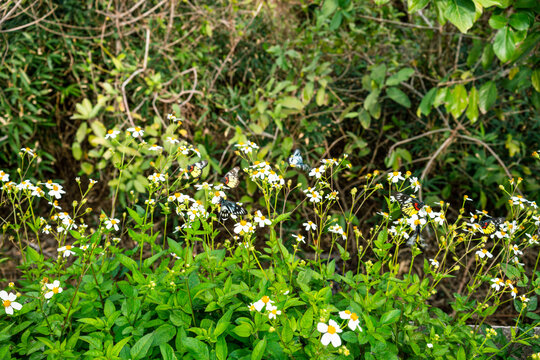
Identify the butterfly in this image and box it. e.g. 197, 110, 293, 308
392, 192, 425, 217
218, 198, 247, 221
406, 224, 427, 249
288, 149, 311, 172
478, 217, 506, 235
186, 160, 208, 178
222, 167, 241, 188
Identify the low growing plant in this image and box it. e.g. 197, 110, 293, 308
0, 117, 539, 359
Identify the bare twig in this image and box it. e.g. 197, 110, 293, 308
388, 128, 451, 157
0, 0, 24, 27
122, 28, 150, 127
0, 5, 56, 33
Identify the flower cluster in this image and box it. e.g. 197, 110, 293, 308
235, 142, 259, 154
248, 296, 281, 319
245, 161, 284, 189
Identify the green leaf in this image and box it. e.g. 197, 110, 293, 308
444, 0, 476, 33
216, 336, 228, 360
358, 109, 371, 129
447, 85, 468, 119
364, 89, 381, 112
407, 0, 430, 13
153, 324, 176, 346
117, 253, 138, 272
251, 337, 267, 360
509, 12, 531, 31
478, 81, 497, 114
417, 87, 437, 116
159, 343, 177, 360
371, 64, 387, 86
466, 86, 479, 123
233, 323, 252, 337
386, 87, 411, 108
532, 69, 540, 92
72, 142, 82, 160
488, 15, 507, 29
184, 337, 210, 360
276, 96, 304, 110
321, 0, 338, 18
130, 333, 154, 360
380, 309, 401, 325
493, 26, 516, 62
111, 337, 132, 357
386, 68, 414, 86
475, 0, 503, 7
300, 308, 314, 330
273, 212, 292, 225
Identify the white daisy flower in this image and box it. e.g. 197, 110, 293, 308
58, 245, 76, 257
317, 319, 343, 347
105, 129, 120, 139
127, 126, 144, 138
387, 171, 405, 183
303, 221, 317, 231
44, 280, 63, 299
254, 211, 272, 228
0, 291, 22, 315
339, 310, 363, 331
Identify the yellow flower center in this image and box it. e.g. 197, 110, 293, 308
271, 309, 277, 314
66, 245, 72, 250
135, 127, 141, 132
3, 300, 11, 308
53, 185, 59, 191
261, 296, 269, 304
350, 313, 358, 321
261, 216, 266, 220
107, 129, 114, 134
327, 325, 336, 334
392, 172, 399, 176
414, 219, 421, 226
53, 287, 59, 294
240, 220, 247, 226
482, 249, 487, 254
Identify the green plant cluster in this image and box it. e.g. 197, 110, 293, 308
0, 0, 538, 212
0, 127, 539, 359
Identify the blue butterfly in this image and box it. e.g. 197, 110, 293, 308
288, 149, 310, 172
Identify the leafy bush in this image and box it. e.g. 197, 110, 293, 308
1, 122, 539, 359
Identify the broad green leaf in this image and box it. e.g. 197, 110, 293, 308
72, 142, 82, 160
111, 337, 132, 357
251, 337, 267, 360
276, 96, 304, 110
444, 0, 476, 33
380, 309, 401, 325
358, 109, 371, 129
466, 86, 479, 123
153, 324, 176, 346
488, 15, 507, 29
321, 0, 338, 18
475, 0, 503, 7
478, 81, 497, 114
407, 0, 430, 13
493, 26, 516, 62
364, 89, 381, 112
532, 69, 540, 92
386, 87, 411, 108
216, 336, 228, 360
130, 333, 154, 360
509, 12, 531, 31
184, 337, 209, 360
159, 343, 177, 360
417, 87, 437, 116
386, 68, 415, 86
371, 64, 387, 87
447, 85, 468, 119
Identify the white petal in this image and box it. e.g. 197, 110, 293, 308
328, 319, 339, 328
11, 302, 22, 310
321, 333, 331, 346
53, 280, 60, 287
58, 287, 63, 293
0, 290, 8, 300
46, 283, 54, 290
44, 291, 53, 299
5, 306, 13, 315
330, 333, 342, 347
317, 323, 328, 333
8, 293, 17, 301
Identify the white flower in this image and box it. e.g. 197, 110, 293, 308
490, 278, 504, 291
407, 214, 426, 231
211, 190, 226, 205
253, 296, 274, 312
433, 212, 445, 226
194, 182, 213, 191
305, 190, 322, 203
321, 158, 339, 166
42, 225, 52, 234
476, 248, 493, 259
47, 183, 65, 199
267, 304, 282, 319
168, 192, 192, 203
21, 147, 35, 156
0, 291, 22, 315
525, 233, 539, 245
105, 129, 120, 139
339, 310, 362, 332
58, 245, 76, 257
234, 142, 258, 154
148, 172, 165, 183
44, 280, 63, 299
409, 177, 421, 192
303, 221, 317, 231
127, 126, 144, 138
325, 191, 339, 201
329, 224, 346, 240
0, 170, 9, 182
388, 171, 405, 183
148, 144, 163, 151
429, 259, 439, 269
309, 165, 326, 179
510, 287, 518, 298
105, 218, 120, 231
234, 220, 252, 234
166, 136, 180, 144
427, 343, 433, 349
292, 234, 306, 243
317, 319, 343, 347
254, 211, 272, 228
510, 244, 523, 256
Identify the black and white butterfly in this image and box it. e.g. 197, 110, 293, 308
406, 225, 427, 249
218, 198, 247, 221
222, 167, 241, 188
186, 160, 208, 178
478, 217, 506, 235
288, 149, 311, 172
391, 192, 425, 217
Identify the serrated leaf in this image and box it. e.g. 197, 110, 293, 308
130, 333, 154, 360
444, 0, 476, 33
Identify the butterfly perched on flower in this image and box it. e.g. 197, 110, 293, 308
288, 149, 311, 172
478, 217, 506, 235
222, 167, 241, 188
406, 225, 427, 249
392, 192, 425, 216
186, 160, 208, 178
218, 198, 247, 221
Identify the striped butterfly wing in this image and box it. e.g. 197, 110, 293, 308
186, 160, 208, 178
219, 199, 247, 221
222, 167, 241, 188
392, 192, 425, 216
288, 149, 311, 172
